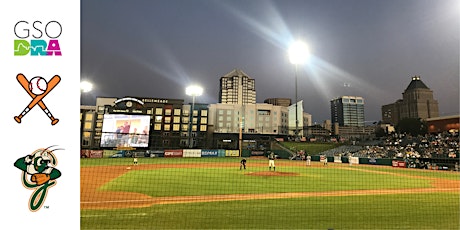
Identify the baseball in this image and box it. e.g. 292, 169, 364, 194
29, 76, 48, 95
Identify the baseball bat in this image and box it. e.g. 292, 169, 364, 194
16, 74, 59, 125
14, 74, 61, 125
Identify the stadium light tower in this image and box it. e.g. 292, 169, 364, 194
80, 80, 93, 105
288, 40, 310, 141
80, 81, 93, 93
186, 85, 203, 148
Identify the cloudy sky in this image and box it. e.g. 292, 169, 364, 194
81, 0, 459, 123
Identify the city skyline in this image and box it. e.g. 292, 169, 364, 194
81, 0, 459, 124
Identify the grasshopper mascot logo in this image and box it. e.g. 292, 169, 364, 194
14, 146, 62, 212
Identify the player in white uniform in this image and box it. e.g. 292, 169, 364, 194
268, 152, 276, 171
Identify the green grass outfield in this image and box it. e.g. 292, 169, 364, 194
81, 157, 460, 229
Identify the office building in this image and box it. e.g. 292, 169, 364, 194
331, 96, 365, 127
219, 69, 256, 105
382, 76, 439, 124
287, 100, 312, 138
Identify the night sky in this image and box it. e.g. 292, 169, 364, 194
81, 0, 459, 124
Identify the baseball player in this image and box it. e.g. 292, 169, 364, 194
133, 156, 138, 166
306, 154, 311, 166
268, 152, 276, 171
240, 158, 247, 170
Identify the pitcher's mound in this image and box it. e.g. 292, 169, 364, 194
246, 171, 299, 177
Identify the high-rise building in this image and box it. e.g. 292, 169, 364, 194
208, 103, 289, 135
382, 76, 439, 124
219, 69, 256, 105
331, 96, 365, 127
287, 100, 312, 137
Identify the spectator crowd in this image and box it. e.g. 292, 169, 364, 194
321, 132, 459, 170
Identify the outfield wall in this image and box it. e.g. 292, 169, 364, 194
81, 149, 458, 170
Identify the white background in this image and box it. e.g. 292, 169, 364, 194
1, 1, 80, 229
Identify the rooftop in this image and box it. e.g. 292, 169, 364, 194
405, 76, 429, 91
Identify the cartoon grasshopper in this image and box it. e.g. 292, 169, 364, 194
14, 146, 62, 211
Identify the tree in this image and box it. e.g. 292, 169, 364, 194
396, 118, 427, 136
374, 126, 386, 137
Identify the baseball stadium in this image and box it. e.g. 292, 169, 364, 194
80, 144, 460, 229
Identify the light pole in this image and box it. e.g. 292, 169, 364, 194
288, 40, 310, 141
186, 85, 203, 148
80, 80, 93, 148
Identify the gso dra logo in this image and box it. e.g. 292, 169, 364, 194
14, 20, 62, 56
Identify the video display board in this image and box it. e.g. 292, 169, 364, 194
100, 114, 151, 148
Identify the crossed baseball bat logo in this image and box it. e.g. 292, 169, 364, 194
14, 74, 60, 125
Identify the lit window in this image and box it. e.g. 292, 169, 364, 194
155, 108, 163, 115
84, 122, 92, 129
173, 116, 180, 123
173, 124, 180, 131
155, 116, 162, 122
85, 114, 93, 121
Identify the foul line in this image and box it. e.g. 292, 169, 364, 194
82, 187, 460, 206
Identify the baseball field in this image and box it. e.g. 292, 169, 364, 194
81, 157, 460, 229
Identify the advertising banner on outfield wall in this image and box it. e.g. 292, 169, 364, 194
392, 160, 406, 168
148, 150, 165, 158
251, 151, 265, 156
218, 149, 226, 157
81, 150, 103, 158
226, 150, 240, 157
351, 157, 360, 165
183, 149, 202, 158
103, 150, 122, 158
334, 156, 342, 163
164, 149, 183, 158
202, 149, 219, 157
